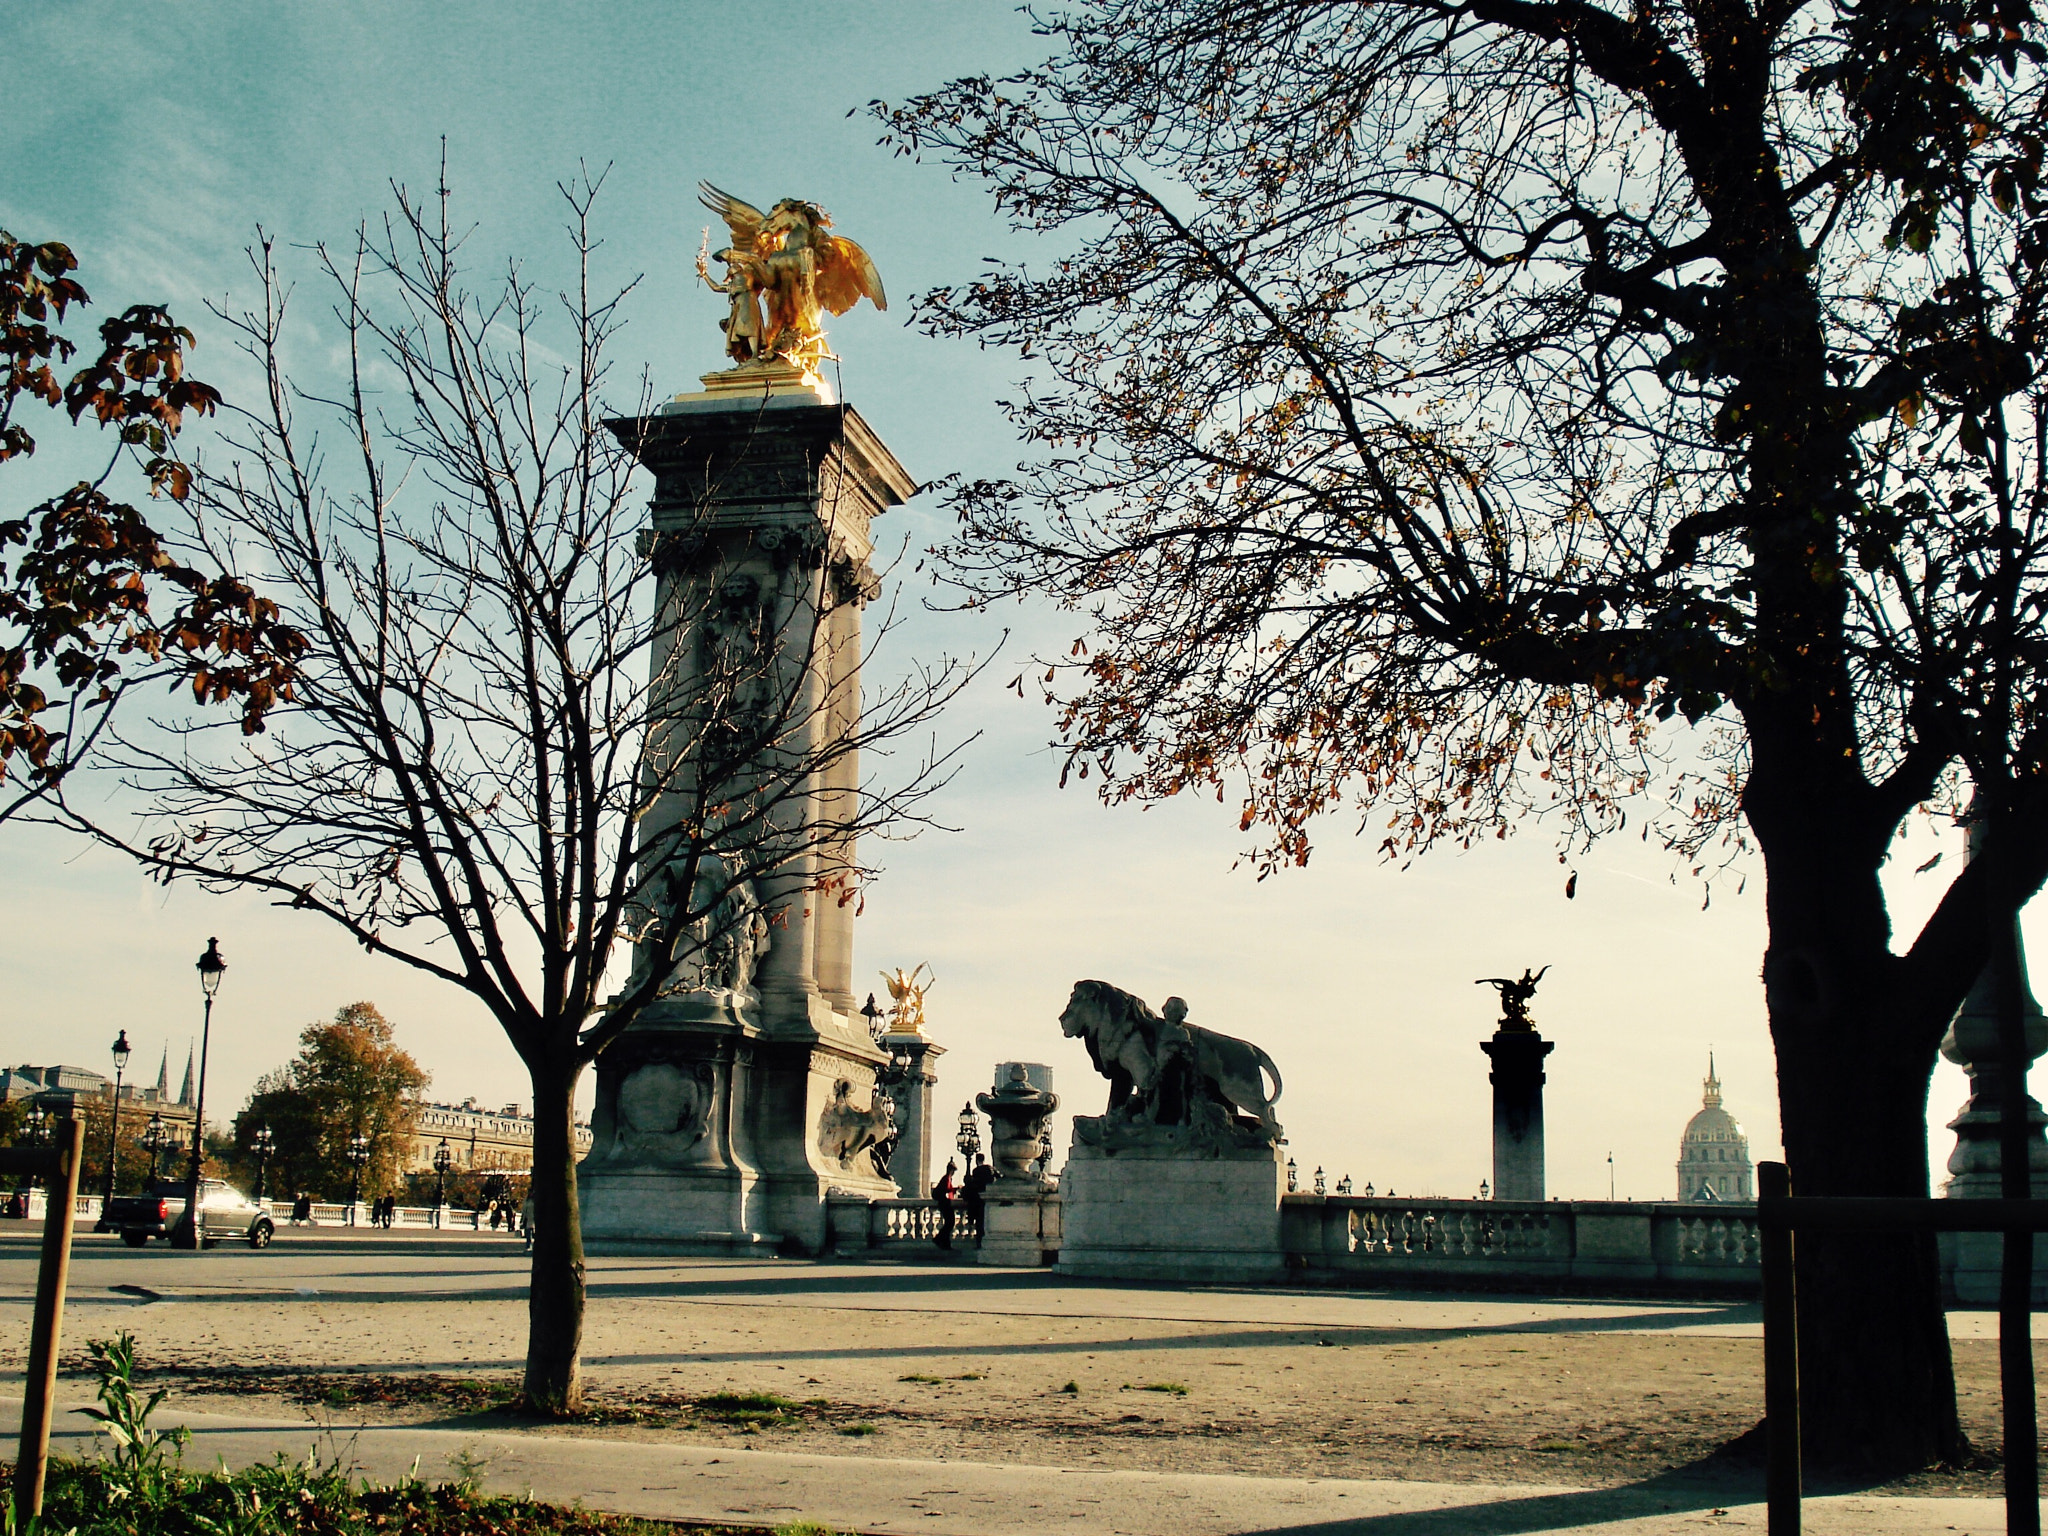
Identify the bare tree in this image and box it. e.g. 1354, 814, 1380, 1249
61, 176, 974, 1411
880, 0, 2048, 1471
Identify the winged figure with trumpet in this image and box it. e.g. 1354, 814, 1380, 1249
697, 182, 887, 371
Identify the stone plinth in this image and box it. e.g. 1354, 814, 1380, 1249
1055, 1124, 1284, 1284
978, 1187, 1061, 1267
579, 384, 914, 1255
1481, 1028, 1553, 1203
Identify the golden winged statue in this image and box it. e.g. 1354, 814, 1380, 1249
879, 963, 932, 1034
697, 182, 887, 373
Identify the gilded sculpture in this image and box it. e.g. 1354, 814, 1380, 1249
697, 182, 887, 372
879, 963, 932, 1033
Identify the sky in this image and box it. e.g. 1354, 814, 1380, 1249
0, 2, 2021, 1201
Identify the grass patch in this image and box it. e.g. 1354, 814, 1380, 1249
949, 1372, 984, 1381
897, 1373, 943, 1384
695, 1391, 804, 1427
15, 1453, 749, 1535
837, 1422, 879, 1437
1059, 1380, 1080, 1394
1137, 1382, 1189, 1396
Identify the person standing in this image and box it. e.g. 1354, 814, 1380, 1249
931, 1160, 959, 1250
962, 1153, 994, 1245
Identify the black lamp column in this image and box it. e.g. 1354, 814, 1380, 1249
346, 1131, 369, 1226
96, 1030, 132, 1229
432, 1138, 452, 1228
142, 1114, 166, 1182
175, 939, 227, 1249
250, 1125, 275, 1205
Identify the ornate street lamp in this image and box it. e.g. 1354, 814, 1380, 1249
175, 938, 227, 1249
861, 993, 886, 1046
97, 1030, 132, 1225
250, 1125, 275, 1205
1479, 1178, 1491, 1201
1313, 1165, 1326, 1196
1285, 1155, 1298, 1193
23, 1106, 48, 1190
432, 1138, 453, 1227
1363, 1181, 1377, 1199
1336, 1174, 1353, 1196
142, 1113, 167, 1182
954, 1102, 980, 1165
345, 1131, 370, 1226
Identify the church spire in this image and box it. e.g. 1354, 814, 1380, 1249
1702, 1052, 1722, 1108
154, 1046, 169, 1101
179, 1042, 195, 1106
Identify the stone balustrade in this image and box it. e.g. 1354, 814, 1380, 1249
1279, 1195, 1761, 1291
827, 1195, 980, 1254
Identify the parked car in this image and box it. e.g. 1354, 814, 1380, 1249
104, 1180, 274, 1249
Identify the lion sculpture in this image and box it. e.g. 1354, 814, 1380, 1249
1058, 980, 1283, 1141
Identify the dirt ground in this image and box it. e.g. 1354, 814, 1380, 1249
45, 1287, 2031, 1499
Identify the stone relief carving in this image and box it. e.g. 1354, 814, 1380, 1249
1059, 980, 1284, 1151
817, 1077, 895, 1173
606, 1060, 715, 1166
653, 849, 772, 1001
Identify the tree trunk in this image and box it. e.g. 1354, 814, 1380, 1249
522, 1059, 587, 1415
1762, 853, 1969, 1472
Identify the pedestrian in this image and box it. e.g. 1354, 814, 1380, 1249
520, 1192, 536, 1251
489, 1200, 503, 1231
290, 1194, 312, 1227
963, 1152, 994, 1245
931, 1160, 959, 1250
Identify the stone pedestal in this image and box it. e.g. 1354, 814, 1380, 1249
979, 1187, 1062, 1267
880, 1029, 943, 1201
1939, 850, 2048, 1301
579, 378, 914, 1255
1055, 1123, 1285, 1283
1481, 1028, 1553, 1203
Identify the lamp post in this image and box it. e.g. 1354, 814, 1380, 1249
98, 1031, 132, 1225
250, 1125, 275, 1205
1285, 1155, 1298, 1193
345, 1131, 369, 1226
175, 938, 226, 1249
23, 1107, 48, 1191
954, 1102, 980, 1166
432, 1139, 452, 1227
142, 1114, 167, 1182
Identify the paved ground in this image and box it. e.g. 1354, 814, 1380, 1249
0, 1227, 2035, 1534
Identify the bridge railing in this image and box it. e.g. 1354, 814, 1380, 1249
1280, 1194, 1762, 1290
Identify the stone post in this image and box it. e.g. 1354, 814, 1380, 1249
1940, 817, 2048, 1300
578, 372, 916, 1256
1481, 1028, 1554, 1202
880, 1028, 943, 1201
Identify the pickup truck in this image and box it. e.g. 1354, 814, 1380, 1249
104, 1180, 275, 1249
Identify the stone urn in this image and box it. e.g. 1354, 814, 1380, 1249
976, 1065, 1059, 1184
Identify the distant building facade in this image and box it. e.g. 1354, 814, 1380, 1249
1676, 1057, 1753, 1202
407, 1098, 593, 1174
7, 1044, 200, 1139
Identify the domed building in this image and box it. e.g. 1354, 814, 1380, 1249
1676, 1056, 1753, 1202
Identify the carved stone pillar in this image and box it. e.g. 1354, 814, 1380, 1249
1482, 1028, 1553, 1203
879, 1028, 943, 1200
578, 374, 915, 1255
